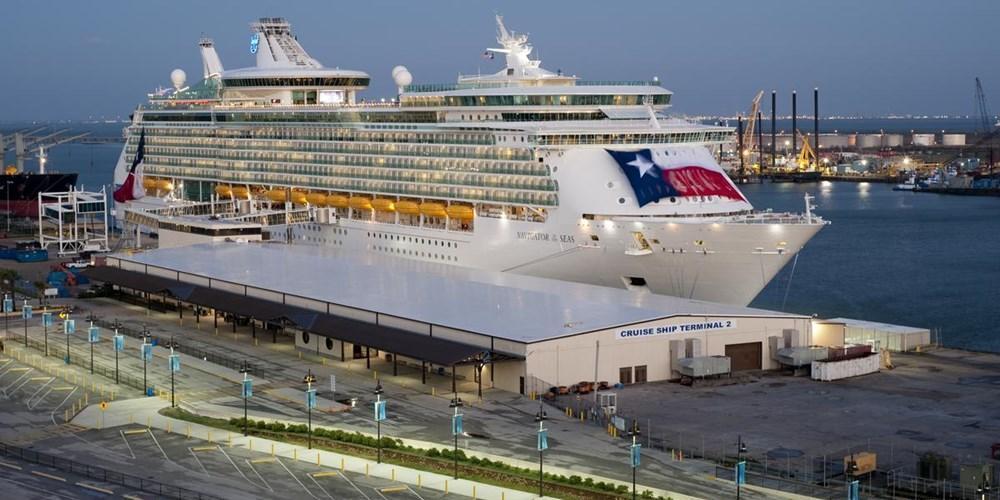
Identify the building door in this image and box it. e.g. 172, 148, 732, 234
352, 344, 364, 359
725, 342, 763, 371
619, 367, 633, 385
519, 376, 525, 395
634, 365, 647, 384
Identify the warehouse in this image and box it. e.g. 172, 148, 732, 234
90, 242, 813, 395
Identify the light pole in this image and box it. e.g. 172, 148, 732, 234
62, 311, 75, 365
139, 326, 152, 396
5, 179, 12, 233
111, 321, 124, 385
41, 311, 52, 356
736, 435, 747, 500
86, 313, 99, 374
240, 360, 252, 436
628, 421, 642, 500
165, 337, 180, 408
2, 293, 11, 340
535, 403, 548, 498
450, 392, 464, 479
303, 369, 317, 450
373, 380, 386, 463
21, 299, 31, 347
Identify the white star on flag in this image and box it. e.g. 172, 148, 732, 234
627, 153, 658, 178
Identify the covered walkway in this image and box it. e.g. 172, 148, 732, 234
84, 266, 519, 396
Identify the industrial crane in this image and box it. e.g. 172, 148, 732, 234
1, 128, 90, 174
794, 130, 817, 171
741, 91, 764, 160
974, 77, 993, 134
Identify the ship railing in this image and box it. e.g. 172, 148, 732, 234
403, 80, 660, 93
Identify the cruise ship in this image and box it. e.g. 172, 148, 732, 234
114, 17, 827, 306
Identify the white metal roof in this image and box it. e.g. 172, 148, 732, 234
116, 242, 803, 343
822, 318, 929, 334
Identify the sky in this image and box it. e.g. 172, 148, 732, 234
2, 0, 999, 122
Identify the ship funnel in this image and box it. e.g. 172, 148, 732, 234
199, 37, 224, 79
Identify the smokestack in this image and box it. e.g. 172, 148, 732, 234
814, 87, 820, 169
792, 91, 798, 160
737, 115, 744, 181
771, 91, 776, 173
757, 110, 763, 179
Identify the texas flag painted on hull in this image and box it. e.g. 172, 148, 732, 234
113, 129, 146, 203
606, 148, 747, 207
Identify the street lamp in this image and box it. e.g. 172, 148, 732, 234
535, 403, 548, 498
240, 360, 252, 436
86, 312, 99, 374
111, 320, 123, 384
736, 435, 748, 500
2, 293, 11, 340
164, 337, 180, 408
41, 311, 53, 356
5, 179, 12, 233
21, 299, 32, 347
62, 310, 75, 365
628, 421, 642, 500
303, 369, 317, 450
373, 380, 387, 464
139, 326, 152, 396
449, 393, 464, 479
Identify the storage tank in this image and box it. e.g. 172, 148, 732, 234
856, 134, 883, 149
818, 134, 850, 148
942, 133, 966, 146
883, 134, 903, 147
912, 133, 935, 146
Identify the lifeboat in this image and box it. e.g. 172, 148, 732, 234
395, 200, 420, 215
419, 202, 447, 218
291, 191, 308, 205
349, 196, 373, 211
306, 193, 328, 206
231, 186, 250, 199
372, 198, 395, 212
143, 178, 158, 190
156, 179, 174, 191
327, 194, 349, 208
266, 189, 287, 203
215, 185, 233, 197
446, 204, 475, 220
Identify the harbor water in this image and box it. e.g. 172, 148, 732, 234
8, 122, 1000, 353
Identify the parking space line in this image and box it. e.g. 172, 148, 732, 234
26, 379, 55, 410
146, 430, 170, 461
118, 430, 137, 459
242, 459, 275, 493
187, 447, 212, 476
48, 386, 77, 426
31, 470, 67, 482
122, 495, 145, 500
273, 456, 321, 499
307, 474, 336, 499
191, 446, 218, 452
405, 485, 426, 500
76, 482, 115, 495
0, 476, 78, 500
217, 446, 270, 491
372, 486, 391, 500
337, 470, 372, 500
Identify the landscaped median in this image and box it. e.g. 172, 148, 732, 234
161, 407, 671, 500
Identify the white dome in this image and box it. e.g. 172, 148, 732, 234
170, 69, 187, 90
391, 65, 412, 87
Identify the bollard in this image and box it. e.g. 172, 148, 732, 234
340, 457, 345, 471
473, 485, 477, 499
294, 449, 298, 461
502, 492, 505, 500
365, 463, 369, 477
271, 443, 275, 456
392, 468, 395, 481
187, 424, 191, 439
167, 421, 172, 434
316, 452, 321, 466
228, 434, 232, 447
431, 387, 435, 396
417, 474, 421, 488
445, 480, 449, 494
146, 416, 150, 428
373, 371, 377, 380
129, 414, 134, 424
207, 431, 212, 443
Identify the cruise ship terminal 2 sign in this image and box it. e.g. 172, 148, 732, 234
617, 320, 736, 340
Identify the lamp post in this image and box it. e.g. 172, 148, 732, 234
977, 472, 991, 500
5, 179, 12, 233
111, 321, 124, 385
41, 311, 52, 356
240, 360, 252, 436
86, 313, 99, 374
21, 299, 32, 347
846, 460, 860, 500
165, 337, 180, 408
139, 326, 152, 396
373, 380, 386, 464
449, 392, 464, 479
736, 435, 748, 500
535, 403, 548, 498
303, 369, 317, 450
2, 293, 11, 340
62, 311, 75, 365
628, 421, 642, 500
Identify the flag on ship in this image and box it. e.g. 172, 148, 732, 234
606, 148, 747, 207
113, 129, 146, 203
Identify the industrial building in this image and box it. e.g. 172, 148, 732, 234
87, 242, 814, 395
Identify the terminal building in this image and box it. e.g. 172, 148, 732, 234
87, 242, 813, 395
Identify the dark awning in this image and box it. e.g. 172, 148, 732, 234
84, 266, 508, 366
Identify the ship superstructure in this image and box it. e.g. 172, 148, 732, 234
116, 16, 827, 305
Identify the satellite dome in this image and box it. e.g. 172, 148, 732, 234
391, 65, 412, 88
170, 69, 187, 90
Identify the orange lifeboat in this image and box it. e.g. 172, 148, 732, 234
306, 193, 328, 206
349, 196, 373, 211
372, 198, 395, 212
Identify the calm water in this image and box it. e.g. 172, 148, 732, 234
746, 181, 1000, 352
6, 122, 999, 352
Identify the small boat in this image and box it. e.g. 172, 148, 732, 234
893, 174, 918, 191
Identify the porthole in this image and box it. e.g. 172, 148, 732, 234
302, 331, 310, 344
669, 197, 678, 204
618, 197, 626, 205
607, 182, 614, 189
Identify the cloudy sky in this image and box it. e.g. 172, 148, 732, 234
3, 0, 999, 121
